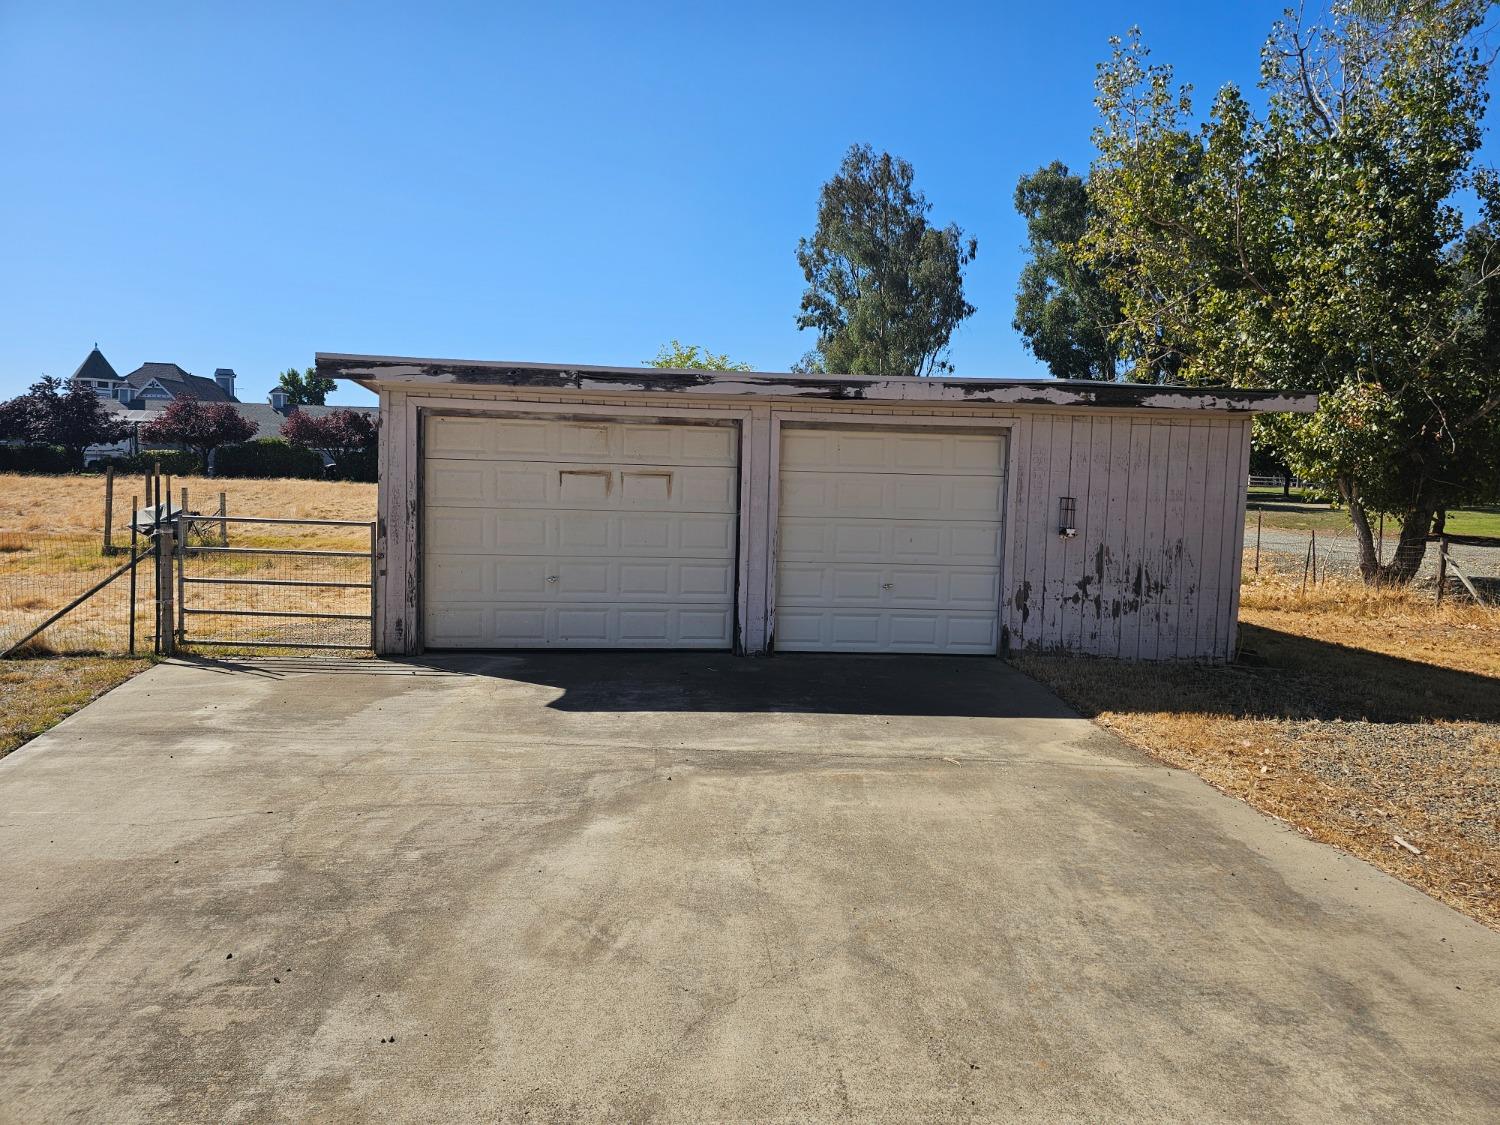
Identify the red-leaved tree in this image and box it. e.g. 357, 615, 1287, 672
141, 397, 258, 469
0, 377, 129, 468
281, 409, 379, 480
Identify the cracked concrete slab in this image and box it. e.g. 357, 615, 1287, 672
0, 653, 1495, 1123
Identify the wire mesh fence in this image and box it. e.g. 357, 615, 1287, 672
1245, 519, 1500, 600
0, 529, 156, 656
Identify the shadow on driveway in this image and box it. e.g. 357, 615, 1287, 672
189, 651, 1085, 720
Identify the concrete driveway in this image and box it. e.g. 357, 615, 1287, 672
0, 654, 1495, 1123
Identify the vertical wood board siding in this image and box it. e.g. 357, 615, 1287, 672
1003, 413, 1250, 661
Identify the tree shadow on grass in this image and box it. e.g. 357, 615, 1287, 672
1019, 622, 1500, 726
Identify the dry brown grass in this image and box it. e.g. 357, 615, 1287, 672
0, 656, 152, 759
0, 472, 375, 550
1018, 565, 1500, 930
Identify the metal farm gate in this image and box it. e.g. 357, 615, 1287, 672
169, 514, 376, 654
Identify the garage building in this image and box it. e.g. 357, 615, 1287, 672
320, 355, 1316, 661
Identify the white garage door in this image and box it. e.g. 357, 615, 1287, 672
775, 428, 1006, 654
423, 415, 738, 648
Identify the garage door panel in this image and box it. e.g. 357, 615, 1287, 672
781, 471, 1003, 521
775, 427, 1005, 655
427, 415, 737, 467
426, 464, 490, 505
779, 518, 1003, 566
427, 458, 736, 514
778, 563, 1000, 609
424, 417, 738, 649
774, 609, 1000, 654
433, 555, 733, 603
428, 507, 736, 559
781, 430, 1005, 474
424, 604, 733, 649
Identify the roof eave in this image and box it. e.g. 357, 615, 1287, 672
315, 353, 1318, 414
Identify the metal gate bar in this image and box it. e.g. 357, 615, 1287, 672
185, 609, 370, 620
186, 546, 371, 558
183, 577, 371, 589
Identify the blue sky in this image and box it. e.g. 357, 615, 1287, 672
0, 1, 1460, 405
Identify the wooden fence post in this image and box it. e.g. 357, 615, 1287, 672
1254, 509, 1262, 575
219, 491, 228, 546
157, 523, 176, 656
176, 511, 187, 647
102, 466, 115, 555
128, 497, 138, 655
1435, 536, 1448, 605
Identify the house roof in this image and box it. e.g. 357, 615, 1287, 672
101, 396, 376, 434
122, 363, 237, 402
316, 353, 1319, 414
233, 401, 378, 437
71, 347, 122, 383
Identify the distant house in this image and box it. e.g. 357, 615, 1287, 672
71, 346, 123, 391
64, 347, 375, 467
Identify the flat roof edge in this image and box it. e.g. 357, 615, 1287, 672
315, 353, 1318, 414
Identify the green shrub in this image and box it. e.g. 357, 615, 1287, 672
213, 439, 326, 479
329, 447, 378, 482
96, 449, 205, 475
0, 444, 76, 473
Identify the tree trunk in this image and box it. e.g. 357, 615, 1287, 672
1282, 471, 1292, 500
1342, 480, 1381, 582
1343, 479, 1437, 586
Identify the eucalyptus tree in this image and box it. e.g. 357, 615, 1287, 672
797, 144, 977, 377
1012, 161, 1123, 380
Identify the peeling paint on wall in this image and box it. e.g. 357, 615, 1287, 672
1005, 414, 1250, 661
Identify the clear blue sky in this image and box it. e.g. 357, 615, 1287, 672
0, 1, 1451, 406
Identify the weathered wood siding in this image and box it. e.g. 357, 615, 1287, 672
1002, 412, 1250, 661
373, 386, 1252, 661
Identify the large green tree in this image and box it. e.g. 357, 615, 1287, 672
1081, 5, 1500, 584
276, 365, 337, 406
1012, 161, 1122, 380
796, 144, 977, 377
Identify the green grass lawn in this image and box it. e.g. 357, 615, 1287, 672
1246, 497, 1500, 537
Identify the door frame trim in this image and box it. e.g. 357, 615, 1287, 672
767, 411, 1019, 655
